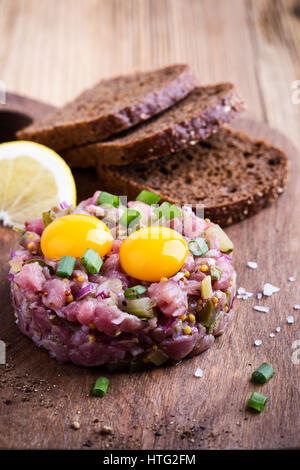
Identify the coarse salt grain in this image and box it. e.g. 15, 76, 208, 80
194, 368, 203, 378
287, 316, 294, 324
269, 333, 275, 338
276, 327, 281, 332
247, 261, 258, 269
238, 287, 246, 295
253, 306, 269, 313
263, 283, 280, 296
289, 276, 296, 282
294, 305, 300, 310
257, 293, 262, 300
254, 340, 262, 346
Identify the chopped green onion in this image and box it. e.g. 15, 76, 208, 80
119, 208, 140, 227
81, 248, 103, 274
247, 392, 268, 412
136, 190, 161, 205
93, 377, 110, 397
97, 191, 119, 208
56, 256, 76, 278
188, 238, 209, 257
252, 363, 274, 384
153, 201, 182, 220
124, 285, 147, 299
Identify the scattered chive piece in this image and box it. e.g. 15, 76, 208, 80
252, 363, 274, 384
81, 248, 103, 274
153, 201, 182, 220
124, 285, 147, 299
93, 377, 110, 397
136, 190, 161, 205
247, 392, 268, 412
56, 256, 76, 278
188, 238, 209, 257
119, 208, 140, 227
97, 191, 119, 208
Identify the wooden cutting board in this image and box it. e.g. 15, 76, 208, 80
0, 93, 299, 450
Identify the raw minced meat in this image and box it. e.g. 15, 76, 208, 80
9, 191, 236, 368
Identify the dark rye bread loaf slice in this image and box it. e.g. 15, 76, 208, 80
17, 64, 197, 151
97, 128, 288, 226
62, 83, 245, 167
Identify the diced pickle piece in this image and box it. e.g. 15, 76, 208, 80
205, 225, 234, 254
197, 300, 214, 327
201, 275, 213, 299
125, 297, 155, 319
226, 291, 231, 308
147, 349, 169, 366
210, 265, 222, 281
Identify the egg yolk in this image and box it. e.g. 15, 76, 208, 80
119, 226, 188, 282
41, 214, 113, 260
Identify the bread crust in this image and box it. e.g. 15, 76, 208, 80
96, 128, 289, 227
17, 64, 197, 150
63, 83, 245, 167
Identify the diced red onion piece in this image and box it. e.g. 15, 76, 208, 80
8, 273, 14, 281
163, 318, 176, 333
96, 291, 110, 299
59, 201, 69, 210
75, 284, 95, 299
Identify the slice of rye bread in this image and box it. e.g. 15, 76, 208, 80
96, 127, 289, 226
17, 64, 198, 151
62, 83, 245, 167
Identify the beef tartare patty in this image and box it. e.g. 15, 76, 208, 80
9, 191, 236, 368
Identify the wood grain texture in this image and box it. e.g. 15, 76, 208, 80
1, 0, 299, 146
0, 0, 300, 450
0, 94, 300, 450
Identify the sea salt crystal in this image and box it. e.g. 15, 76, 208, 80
257, 293, 262, 300
269, 333, 275, 338
276, 327, 281, 333
287, 316, 294, 324
254, 340, 262, 346
247, 261, 258, 269
237, 292, 253, 300
238, 287, 246, 295
289, 276, 296, 282
253, 306, 270, 313
194, 368, 203, 378
294, 305, 300, 310
263, 283, 280, 296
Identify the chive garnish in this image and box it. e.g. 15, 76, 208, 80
252, 363, 274, 384
81, 248, 103, 274
247, 392, 268, 412
56, 256, 76, 278
124, 285, 147, 299
188, 238, 209, 257
93, 377, 110, 397
97, 191, 119, 208
136, 190, 161, 205
153, 201, 182, 220
119, 209, 140, 227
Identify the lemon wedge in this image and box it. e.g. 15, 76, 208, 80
0, 141, 76, 227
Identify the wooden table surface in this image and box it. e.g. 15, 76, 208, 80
0, 0, 300, 451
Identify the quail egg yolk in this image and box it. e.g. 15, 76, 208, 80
119, 226, 188, 282
41, 214, 113, 260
